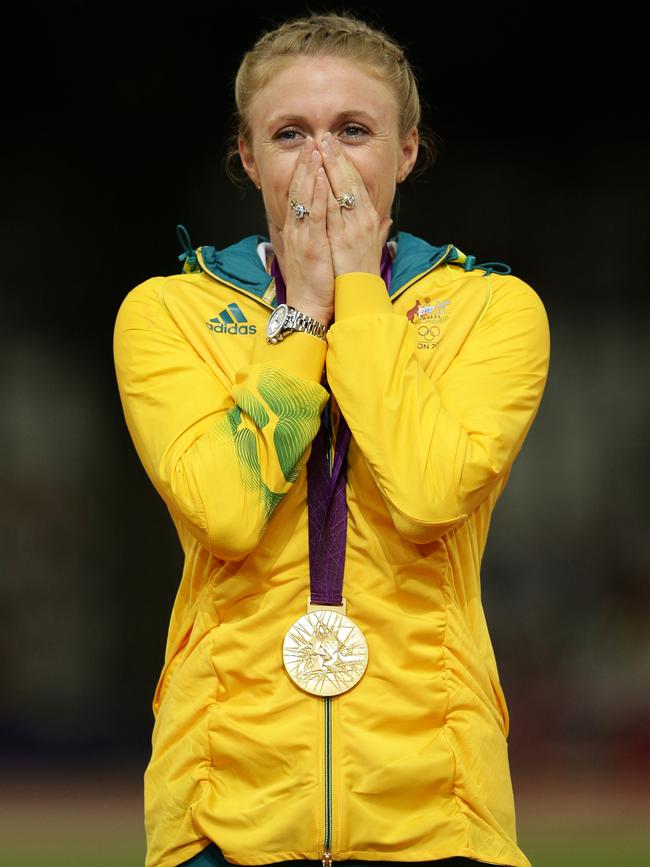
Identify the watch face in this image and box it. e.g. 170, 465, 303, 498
267, 304, 288, 338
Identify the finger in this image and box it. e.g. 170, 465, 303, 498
287, 135, 315, 209
286, 141, 320, 228
302, 146, 323, 212
326, 181, 345, 233
319, 133, 357, 200
322, 134, 369, 200
322, 136, 376, 216
333, 142, 373, 209
308, 165, 329, 228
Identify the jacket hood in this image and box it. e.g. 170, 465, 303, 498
175, 224, 511, 307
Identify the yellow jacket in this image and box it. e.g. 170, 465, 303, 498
113, 229, 551, 867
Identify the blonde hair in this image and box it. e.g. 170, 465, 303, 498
223, 10, 442, 188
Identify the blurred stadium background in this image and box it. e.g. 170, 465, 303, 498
1, 2, 648, 865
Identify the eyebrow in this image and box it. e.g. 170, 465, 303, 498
267, 109, 379, 129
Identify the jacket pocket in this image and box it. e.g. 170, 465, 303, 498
148, 627, 220, 820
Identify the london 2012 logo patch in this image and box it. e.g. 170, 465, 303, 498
406, 296, 450, 351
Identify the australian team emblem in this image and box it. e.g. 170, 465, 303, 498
406, 296, 450, 351
406, 296, 451, 323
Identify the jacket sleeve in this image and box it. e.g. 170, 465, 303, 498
113, 276, 330, 561
325, 271, 551, 544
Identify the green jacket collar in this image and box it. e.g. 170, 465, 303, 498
175, 225, 511, 308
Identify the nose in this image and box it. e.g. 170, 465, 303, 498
306, 132, 330, 152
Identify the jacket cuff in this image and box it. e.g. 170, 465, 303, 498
334, 272, 393, 321
249, 329, 327, 383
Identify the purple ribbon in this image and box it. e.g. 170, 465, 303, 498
271, 245, 393, 605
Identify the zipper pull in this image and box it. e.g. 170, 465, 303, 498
176, 224, 200, 273
321, 846, 333, 867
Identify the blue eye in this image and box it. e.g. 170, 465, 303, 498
276, 129, 300, 142
276, 125, 368, 143
343, 125, 367, 138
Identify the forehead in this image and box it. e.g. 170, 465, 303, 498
249, 55, 398, 130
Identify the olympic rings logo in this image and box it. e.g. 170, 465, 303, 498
417, 324, 440, 342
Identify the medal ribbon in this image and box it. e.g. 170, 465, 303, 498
271, 245, 393, 606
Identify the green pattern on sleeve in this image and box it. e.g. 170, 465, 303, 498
227, 405, 242, 436
208, 368, 325, 531
211, 402, 284, 528
234, 385, 270, 430
257, 367, 325, 483
232, 422, 284, 525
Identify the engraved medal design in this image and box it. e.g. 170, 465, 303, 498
283, 607, 368, 697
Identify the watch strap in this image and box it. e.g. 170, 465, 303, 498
286, 307, 329, 339
267, 305, 329, 343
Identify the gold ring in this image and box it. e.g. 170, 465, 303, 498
336, 192, 356, 209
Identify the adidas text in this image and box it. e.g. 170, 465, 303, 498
207, 321, 257, 335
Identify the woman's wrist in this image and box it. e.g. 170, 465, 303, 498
289, 301, 333, 328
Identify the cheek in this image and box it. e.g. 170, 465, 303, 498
346, 152, 390, 197
262, 154, 298, 193
344, 151, 368, 180
260, 160, 299, 224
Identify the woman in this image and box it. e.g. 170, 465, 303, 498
113, 12, 550, 867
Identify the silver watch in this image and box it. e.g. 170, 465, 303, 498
266, 303, 329, 344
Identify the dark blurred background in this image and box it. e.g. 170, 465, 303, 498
1, 1, 648, 865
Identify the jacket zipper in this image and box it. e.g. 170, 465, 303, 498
322, 391, 335, 866
322, 695, 334, 866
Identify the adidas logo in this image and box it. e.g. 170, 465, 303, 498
206, 302, 257, 335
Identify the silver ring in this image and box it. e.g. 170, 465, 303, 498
336, 191, 356, 209
290, 199, 310, 220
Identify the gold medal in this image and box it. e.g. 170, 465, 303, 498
283, 597, 368, 697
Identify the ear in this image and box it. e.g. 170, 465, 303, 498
238, 135, 261, 188
396, 126, 419, 183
